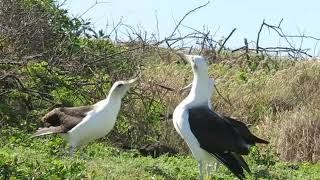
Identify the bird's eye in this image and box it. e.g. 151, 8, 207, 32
117, 84, 124, 88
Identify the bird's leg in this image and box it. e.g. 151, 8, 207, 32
198, 161, 204, 180
206, 162, 211, 177
62, 146, 68, 157
213, 162, 220, 171
79, 147, 89, 160
69, 145, 75, 157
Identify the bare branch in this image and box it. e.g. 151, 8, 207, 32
218, 28, 237, 54
213, 84, 236, 110
155, 10, 160, 41
256, 19, 265, 54
168, 1, 210, 39
77, 0, 110, 18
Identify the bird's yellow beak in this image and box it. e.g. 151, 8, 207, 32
127, 77, 139, 84
177, 52, 193, 64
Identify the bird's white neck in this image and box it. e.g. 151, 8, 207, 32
107, 93, 122, 103
95, 93, 122, 112
184, 70, 210, 107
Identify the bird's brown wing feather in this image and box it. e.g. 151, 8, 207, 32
61, 114, 85, 132
32, 126, 64, 137
34, 105, 94, 137
41, 108, 62, 126
41, 106, 93, 127
60, 106, 93, 117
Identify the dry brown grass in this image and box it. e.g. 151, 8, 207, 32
276, 105, 320, 163
139, 62, 192, 153
211, 68, 273, 124
260, 61, 320, 162
158, 121, 190, 154
141, 61, 192, 112
266, 61, 320, 113
155, 60, 320, 160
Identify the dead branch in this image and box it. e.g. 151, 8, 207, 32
0, 90, 12, 97
77, 0, 110, 18
153, 83, 175, 92
168, 1, 210, 39
0, 74, 25, 89
107, 17, 124, 38
256, 19, 265, 54
218, 28, 237, 54
255, 19, 317, 58
83, 46, 142, 66
213, 84, 236, 111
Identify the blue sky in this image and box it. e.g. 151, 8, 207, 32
59, 0, 320, 56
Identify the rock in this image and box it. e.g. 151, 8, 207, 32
139, 142, 178, 158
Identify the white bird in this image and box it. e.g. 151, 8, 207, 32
180, 78, 215, 111
180, 78, 220, 177
32, 77, 138, 156
172, 55, 268, 179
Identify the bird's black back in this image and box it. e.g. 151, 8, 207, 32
188, 107, 252, 179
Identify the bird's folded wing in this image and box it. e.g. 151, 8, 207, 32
223, 116, 269, 145
188, 107, 249, 155
42, 106, 93, 126
60, 106, 93, 117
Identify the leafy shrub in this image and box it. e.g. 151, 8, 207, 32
0, 0, 138, 131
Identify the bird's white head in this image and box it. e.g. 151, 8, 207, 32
109, 77, 139, 98
177, 54, 211, 106
183, 55, 208, 76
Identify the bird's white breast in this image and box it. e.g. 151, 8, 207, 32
67, 99, 121, 146
173, 102, 213, 162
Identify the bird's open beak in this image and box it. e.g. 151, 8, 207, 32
179, 82, 192, 92
127, 77, 139, 84
177, 52, 193, 64
184, 55, 193, 64
126, 68, 141, 85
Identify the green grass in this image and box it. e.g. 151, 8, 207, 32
1, 1, 320, 179
1, 130, 320, 180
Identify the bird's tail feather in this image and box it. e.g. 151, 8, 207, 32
254, 136, 269, 144
212, 152, 249, 180
231, 152, 251, 174
32, 127, 62, 137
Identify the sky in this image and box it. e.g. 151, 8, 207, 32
58, 0, 320, 56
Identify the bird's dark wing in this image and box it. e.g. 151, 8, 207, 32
36, 106, 94, 136
41, 108, 63, 126
212, 151, 250, 180
59, 106, 93, 117
60, 113, 85, 132
188, 107, 249, 155
223, 116, 269, 145
188, 107, 252, 178
33, 113, 85, 137
42, 106, 93, 127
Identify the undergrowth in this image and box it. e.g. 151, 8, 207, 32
1, 1, 320, 179
1, 129, 320, 179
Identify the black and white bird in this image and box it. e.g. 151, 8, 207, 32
172, 55, 268, 179
180, 78, 215, 110
32, 77, 138, 156
180, 78, 220, 176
